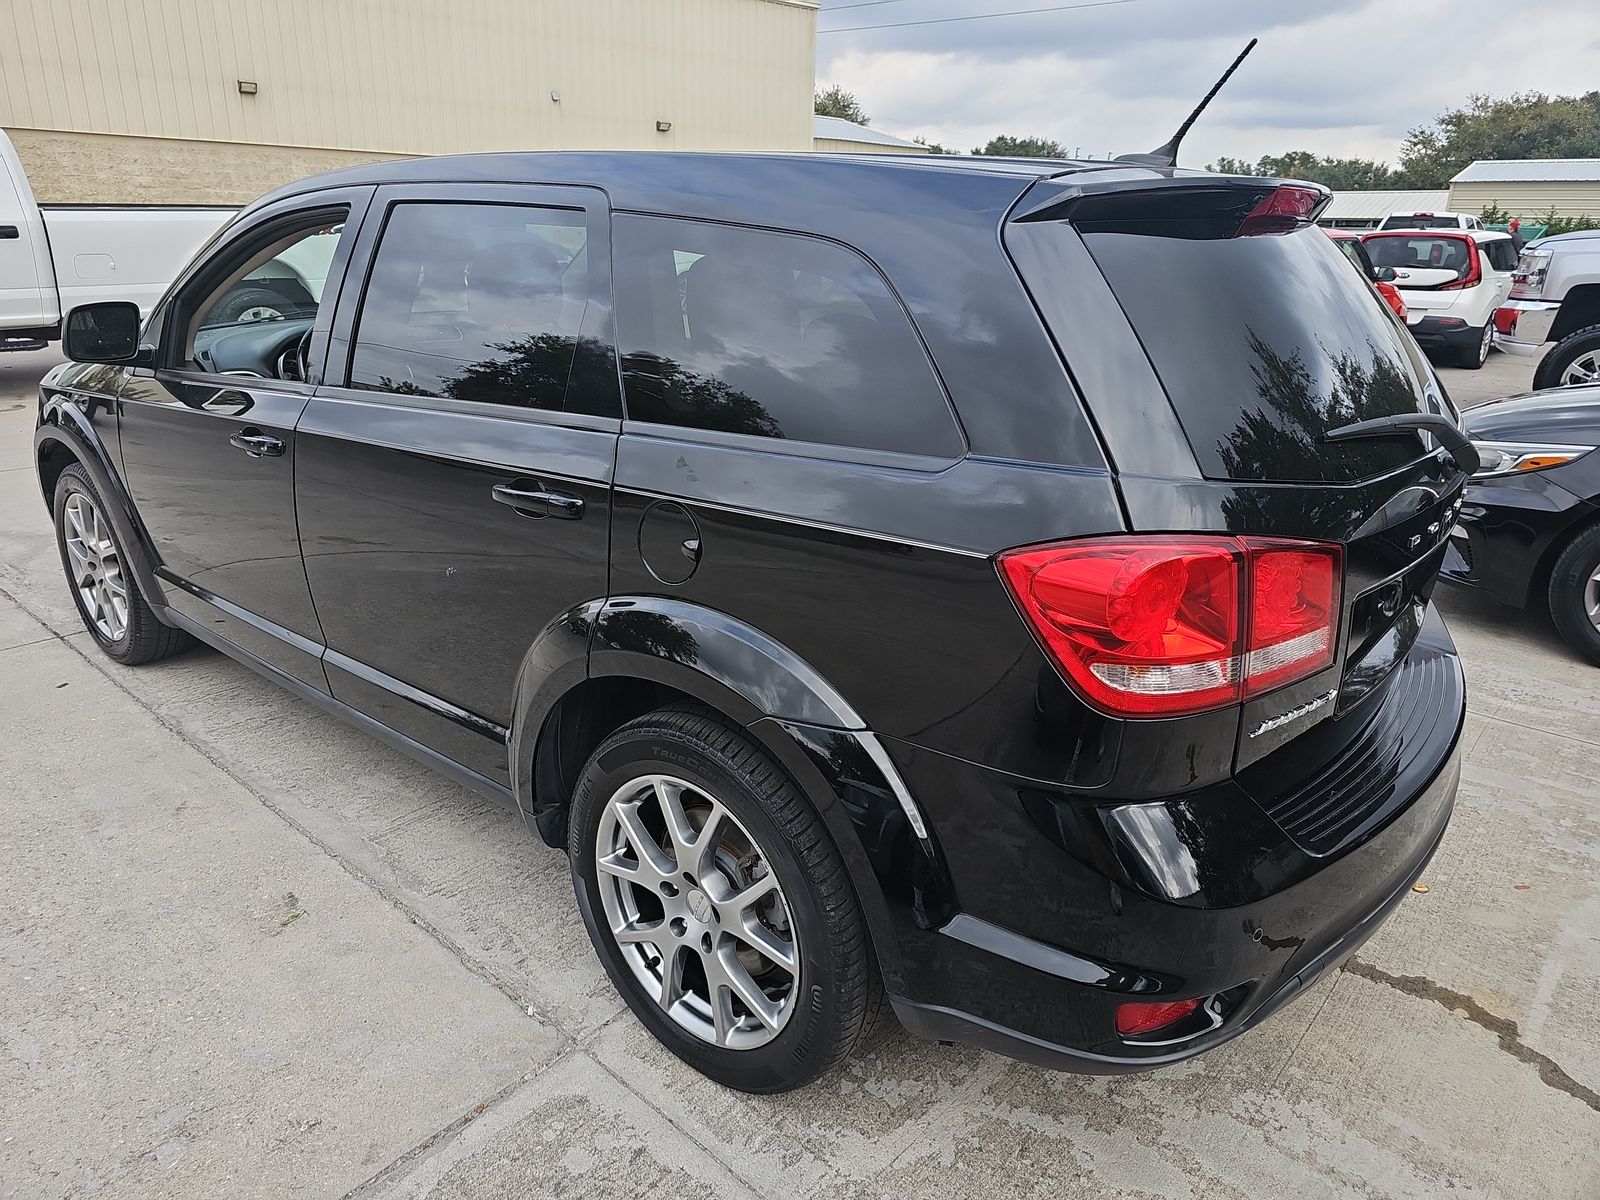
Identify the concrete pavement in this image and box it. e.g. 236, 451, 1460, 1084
1, 345, 1596, 1199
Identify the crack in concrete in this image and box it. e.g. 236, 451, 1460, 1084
1344, 956, 1600, 1115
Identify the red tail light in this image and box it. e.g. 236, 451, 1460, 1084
1436, 237, 1481, 291
1116, 998, 1202, 1036
997, 536, 1342, 718
1236, 185, 1324, 237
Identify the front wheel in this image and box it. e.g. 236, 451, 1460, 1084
1548, 523, 1600, 666
568, 704, 881, 1092
1532, 324, 1600, 390
52, 464, 190, 664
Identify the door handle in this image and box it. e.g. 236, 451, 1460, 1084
229, 427, 285, 458
0, 225, 19, 240
491, 481, 585, 520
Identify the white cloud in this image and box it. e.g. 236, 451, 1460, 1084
817, 0, 1600, 165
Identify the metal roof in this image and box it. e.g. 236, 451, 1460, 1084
1321, 190, 1450, 220
1452, 159, 1600, 183
811, 115, 924, 149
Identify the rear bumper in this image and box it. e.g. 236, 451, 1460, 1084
1492, 299, 1560, 356
1408, 314, 1480, 350
892, 795, 1449, 1073
882, 609, 1464, 1072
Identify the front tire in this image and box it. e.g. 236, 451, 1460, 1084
1532, 324, 1600, 390
52, 464, 190, 664
568, 704, 881, 1093
1548, 523, 1600, 666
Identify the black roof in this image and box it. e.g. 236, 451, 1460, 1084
251, 150, 1170, 227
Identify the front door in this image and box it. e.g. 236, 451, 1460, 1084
297, 184, 619, 784
118, 188, 371, 687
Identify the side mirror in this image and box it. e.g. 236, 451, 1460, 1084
63, 302, 147, 364
1373, 265, 1398, 283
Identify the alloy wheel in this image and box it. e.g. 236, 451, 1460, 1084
594, 773, 801, 1049
1560, 349, 1600, 386
62, 492, 129, 642
1478, 322, 1492, 365
1586, 564, 1600, 633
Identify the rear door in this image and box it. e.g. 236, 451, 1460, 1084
1362, 232, 1474, 320
299, 183, 619, 784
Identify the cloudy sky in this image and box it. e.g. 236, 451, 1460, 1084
815, 0, 1600, 165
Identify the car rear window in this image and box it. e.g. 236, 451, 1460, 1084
1079, 224, 1436, 483
1363, 234, 1473, 281
1381, 215, 1462, 230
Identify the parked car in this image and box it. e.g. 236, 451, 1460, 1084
36, 154, 1466, 1093
1441, 386, 1600, 662
0, 130, 234, 351
1326, 230, 1408, 320
1361, 229, 1519, 368
1377, 211, 1484, 231
1494, 229, 1600, 389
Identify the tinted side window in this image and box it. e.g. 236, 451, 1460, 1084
613, 215, 962, 458
1484, 239, 1517, 271
350, 201, 601, 413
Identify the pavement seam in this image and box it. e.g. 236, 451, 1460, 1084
338, 1058, 571, 1200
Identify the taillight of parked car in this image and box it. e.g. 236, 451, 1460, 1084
997, 535, 1343, 718
1435, 237, 1481, 291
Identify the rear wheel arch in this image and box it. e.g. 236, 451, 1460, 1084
517, 643, 912, 994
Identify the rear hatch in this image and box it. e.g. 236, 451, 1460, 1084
1360, 232, 1475, 318
1004, 173, 1467, 849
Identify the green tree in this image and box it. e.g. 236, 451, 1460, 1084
1206, 151, 1393, 189
1207, 156, 1265, 176
814, 85, 869, 125
1393, 91, 1600, 188
974, 134, 1066, 158
913, 136, 953, 155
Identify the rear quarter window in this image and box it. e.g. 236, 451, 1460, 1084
612, 215, 963, 459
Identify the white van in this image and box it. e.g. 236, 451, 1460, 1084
1, 130, 234, 349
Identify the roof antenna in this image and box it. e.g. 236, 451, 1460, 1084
1116, 37, 1258, 168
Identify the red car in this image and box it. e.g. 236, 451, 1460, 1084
1326, 230, 1408, 321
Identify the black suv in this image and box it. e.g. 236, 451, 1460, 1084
38, 153, 1465, 1093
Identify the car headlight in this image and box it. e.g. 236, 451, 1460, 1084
1470, 440, 1594, 478
1510, 248, 1553, 298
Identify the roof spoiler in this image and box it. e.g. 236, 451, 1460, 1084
1116, 38, 1257, 169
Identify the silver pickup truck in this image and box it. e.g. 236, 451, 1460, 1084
1495, 228, 1600, 388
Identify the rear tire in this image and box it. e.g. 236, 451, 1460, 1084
568, 703, 881, 1093
1547, 523, 1600, 666
1532, 325, 1600, 390
1455, 322, 1492, 370
52, 464, 190, 665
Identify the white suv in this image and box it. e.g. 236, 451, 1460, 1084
1360, 229, 1519, 369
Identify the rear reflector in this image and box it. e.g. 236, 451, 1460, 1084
1116, 998, 1203, 1037
997, 535, 1342, 717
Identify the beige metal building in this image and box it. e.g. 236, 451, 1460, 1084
812, 116, 929, 156
1448, 160, 1600, 220
2, 0, 819, 204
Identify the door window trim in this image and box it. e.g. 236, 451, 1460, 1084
324, 182, 622, 430
143, 185, 375, 397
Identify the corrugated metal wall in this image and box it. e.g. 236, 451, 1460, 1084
1449, 181, 1600, 220
1, 0, 817, 154
813, 138, 928, 156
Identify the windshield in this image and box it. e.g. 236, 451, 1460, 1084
1079, 223, 1436, 483
1363, 234, 1472, 281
